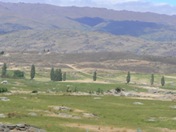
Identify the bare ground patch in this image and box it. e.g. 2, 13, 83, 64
159, 128, 176, 132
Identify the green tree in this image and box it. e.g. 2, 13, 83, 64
1, 63, 7, 78
53, 69, 62, 81
63, 72, 66, 81
93, 71, 97, 81
54, 69, 60, 81
30, 64, 35, 80
161, 76, 165, 86
50, 67, 55, 81
150, 74, 154, 86
126, 71, 131, 84
58, 69, 62, 81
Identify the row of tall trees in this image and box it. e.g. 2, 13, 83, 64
150, 73, 165, 86
1, 63, 35, 79
126, 72, 165, 86
1, 63, 166, 86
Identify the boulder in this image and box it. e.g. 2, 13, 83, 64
0, 97, 10, 101
1, 80, 8, 84
0, 114, 6, 118
0, 124, 46, 132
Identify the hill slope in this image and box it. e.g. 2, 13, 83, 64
0, 2, 176, 56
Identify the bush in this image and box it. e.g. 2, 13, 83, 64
115, 87, 124, 92
66, 87, 72, 93
32, 90, 38, 93
0, 87, 8, 93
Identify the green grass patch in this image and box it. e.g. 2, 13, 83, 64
0, 95, 176, 131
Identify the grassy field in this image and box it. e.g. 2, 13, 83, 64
0, 66, 176, 132
0, 94, 176, 132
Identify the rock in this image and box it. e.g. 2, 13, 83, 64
0, 97, 10, 101
120, 91, 129, 96
52, 106, 72, 111
28, 127, 46, 132
170, 105, 176, 109
0, 124, 46, 132
165, 91, 175, 94
133, 102, 144, 105
0, 114, 6, 118
107, 89, 119, 94
147, 117, 157, 122
6, 124, 16, 130
28, 112, 38, 117
1, 80, 8, 84
83, 113, 96, 118
93, 97, 101, 100
148, 89, 158, 94
58, 113, 73, 118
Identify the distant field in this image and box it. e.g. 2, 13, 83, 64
1, 52, 176, 74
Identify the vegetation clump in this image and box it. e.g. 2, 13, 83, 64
0, 87, 8, 93
32, 90, 38, 93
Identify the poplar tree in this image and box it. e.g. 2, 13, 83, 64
30, 64, 35, 80
1, 63, 7, 78
63, 72, 66, 81
53, 69, 62, 81
54, 69, 60, 81
93, 71, 97, 81
58, 69, 62, 81
161, 76, 165, 86
126, 71, 131, 84
150, 74, 154, 86
50, 67, 55, 81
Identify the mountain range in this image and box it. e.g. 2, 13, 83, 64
0, 2, 176, 56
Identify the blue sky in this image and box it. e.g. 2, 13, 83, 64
147, 0, 176, 5
0, 0, 176, 15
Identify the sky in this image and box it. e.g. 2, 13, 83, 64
0, 0, 176, 15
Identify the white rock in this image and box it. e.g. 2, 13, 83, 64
133, 102, 144, 105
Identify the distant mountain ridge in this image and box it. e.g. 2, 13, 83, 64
0, 2, 176, 56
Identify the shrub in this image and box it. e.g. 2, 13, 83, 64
115, 87, 124, 92
32, 90, 38, 93
66, 87, 72, 93
0, 87, 8, 93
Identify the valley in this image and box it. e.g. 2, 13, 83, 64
0, 1, 176, 132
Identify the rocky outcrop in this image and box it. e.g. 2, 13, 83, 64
0, 124, 46, 132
